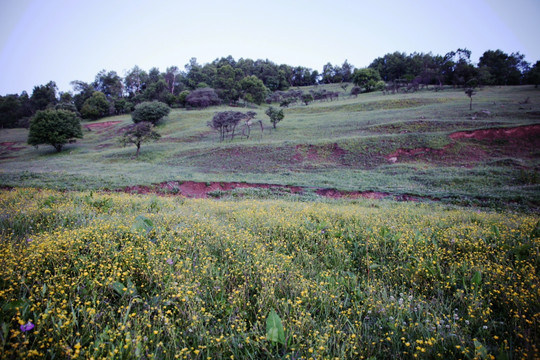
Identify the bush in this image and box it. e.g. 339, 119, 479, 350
80, 91, 109, 120
131, 101, 170, 124
185, 88, 221, 108
28, 109, 83, 152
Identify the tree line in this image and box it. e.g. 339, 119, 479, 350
1, 49, 539, 128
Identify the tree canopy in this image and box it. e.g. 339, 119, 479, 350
2, 49, 538, 128
27, 109, 83, 152
119, 121, 160, 158
131, 101, 170, 124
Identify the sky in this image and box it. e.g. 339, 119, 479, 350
1, 0, 539, 95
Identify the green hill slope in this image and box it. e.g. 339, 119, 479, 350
1, 85, 539, 209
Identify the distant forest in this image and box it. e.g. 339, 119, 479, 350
1, 48, 539, 128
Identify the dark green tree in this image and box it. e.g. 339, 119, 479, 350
30, 81, 58, 111
185, 88, 221, 108
527, 61, 540, 88
301, 93, 314, 105
93, 70, 124, 98
28, 109, 83, 152
478, 50, 527, 85
124, 66, 148, 97
119, 121, 160, 158
265, 107, 284, 129
352, 68, 382, 92
465, 87, 476, 110
215, 65, 242, 104
81, 91, 110, 120
240, 76, 268, 105
131, 101, 170, 124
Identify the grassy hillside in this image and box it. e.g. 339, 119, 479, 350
1, 189, 538, 359
1, 85, 539, 209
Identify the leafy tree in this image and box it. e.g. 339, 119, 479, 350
28, 109, 83, 152
340, 60, 354, 83
527, 61, 540, 88
350, 86, 361, 97
143, 79, 169, 102
352, 68, 382, 92
185, 88, 221, 108
163, 66, 182, 95
215, 65, 242, 104
177, 90, 190, 107
465, 87, 476, 110
265, 107, 284, 129
81, 91, 110, 120
131, 101, 170, 124
30, 81, 58, 111
478, 50, 527, 85
71, 80, 95, 112
301, 93, 314, 105
0, 94, 24, 128
93, 70, 124, 98
240, 76, 268, 105
208, 111, 255, 141
124, 66, 148, 97
119, 121, 160, 158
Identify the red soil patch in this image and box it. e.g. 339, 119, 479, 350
120, 180, 425, 202
386, 147, 446, 161
122, 181, 304, 199
449, 124, 540, 141
0, 141, 26, 153
294, 143, 347, 163
84, 121, 121, 132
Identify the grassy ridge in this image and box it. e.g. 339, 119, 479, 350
0, 86, 539, 209
0, 188, 539, 359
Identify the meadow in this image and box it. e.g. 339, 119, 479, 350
1, 85, 539, 210
0, 188, 538, 359
0, 85, 539, 359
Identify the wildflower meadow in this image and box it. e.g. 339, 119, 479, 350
0, 188, 538, 359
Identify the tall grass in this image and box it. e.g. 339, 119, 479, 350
1, 188, 538, 359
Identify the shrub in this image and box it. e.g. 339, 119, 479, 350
131, 101, 170, 124
185, 88, 221, 108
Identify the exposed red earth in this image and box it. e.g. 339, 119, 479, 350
83, 121, 122, 132
385, 124, 540, 164
449, 124, 540, 140
119, 180, 423, 201
0, 142, 26, 152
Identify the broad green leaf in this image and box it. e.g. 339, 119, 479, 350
111, 281, 126, 296
531, 220, 540, 239
266, 309, 285, 345
472, 271, 482, 286
474, 339, 488, 359
131, 215, 154, 233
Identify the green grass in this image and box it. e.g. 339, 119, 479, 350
0, 85, 539, 210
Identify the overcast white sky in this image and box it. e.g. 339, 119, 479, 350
1, 0, 539, 95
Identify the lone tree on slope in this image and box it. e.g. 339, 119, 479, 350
265, 107, 284, 129
119, 121, 161, 158
28, 109, 83, 152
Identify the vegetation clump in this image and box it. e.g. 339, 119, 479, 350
27, 109, 83, 152
119, 121, 161, 157
131, 101, 170, 124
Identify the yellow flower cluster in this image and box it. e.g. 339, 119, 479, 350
0, 188, 538, 359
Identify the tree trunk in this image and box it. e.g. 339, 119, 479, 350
54, 144, 63, 152
136, 143, 141, 157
